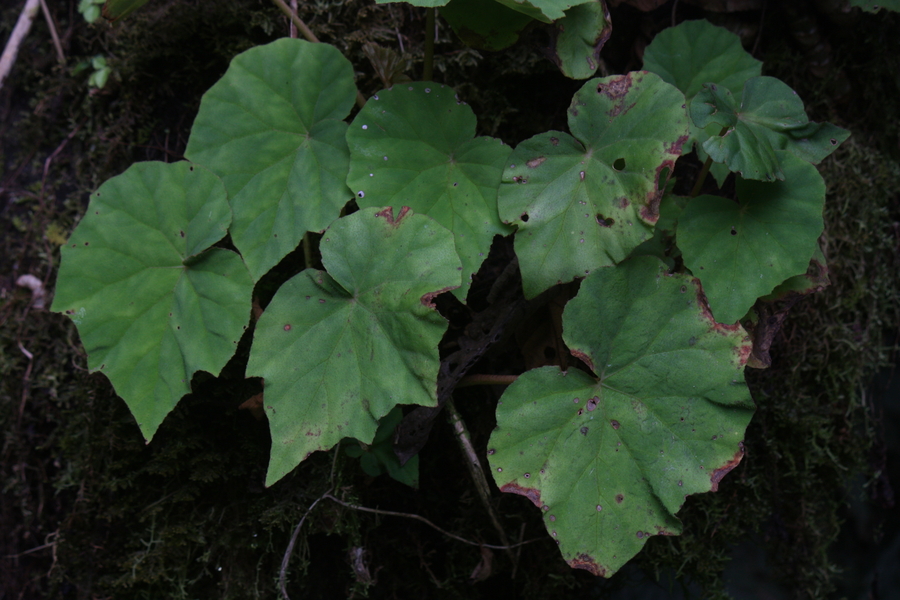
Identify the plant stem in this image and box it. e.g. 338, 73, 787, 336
270, 0, 367, 108
423, 7, 435, 81
302, 233, 313, 270
457, 374, 517, 388
690, 126, 728, 198
690, 154, 713, 198
271, 0, 318, 42
445, 400, 517, 567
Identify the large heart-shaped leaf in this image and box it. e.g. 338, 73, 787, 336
346, 83, 513, 301
185, 39, 357, 281
440, 0, 535, 51
691, 76, 849, 182
551, 0, 611, 80
643, 20, 761, 106
247, 207, 461, 486
676, 152, 826, 324
52, 161, 254, 440
489, 255, 754, 577
498, 72, 689, 297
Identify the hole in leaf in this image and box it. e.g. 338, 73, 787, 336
520, 213, 530, 222
596, 214, 614, 227
730, 227, 737, 236
613, 158, 626, 171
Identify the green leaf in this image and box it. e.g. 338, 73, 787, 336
850, 0, 900, 12
347, 83, 513, 301
440, 0, 535, 51
494, 0, 594, 22
52, 161, 254, 441
489, 255, 754, 577
498, 72, 689, 297
692, 77, 849, 181
759, 244, 829, 302
676, 152, 826, 324
642, 19, 761, 159
185, 39, 357, 281
551, 1, 612, 80
643, 20, 761, 103
247, 207, 461, 486
345, 406, 420, 487
101, 0, 153, 21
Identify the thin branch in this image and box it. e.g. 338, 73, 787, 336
289, 0, 298, 38
446, 400, 518, 568
279, 491, 330, 600
323, 493, 540, 551
270, 0, 318, 43
0, 0, 42, 92
456, 374, 517, 388
38, 0, 64, 63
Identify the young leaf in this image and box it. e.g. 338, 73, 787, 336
676, 152, 826, 324
691, 76, 849, 181
440, 0, 534, 51
185, 39, 357, 281
347, 83, 513, 301
499, 72, 689, 297
642, 19, 761, 168
344, 406, 420, 488
489, 255, 754, 577
247, 207, 461, 486
551, 0, 612, 80
52, 162, 254, 441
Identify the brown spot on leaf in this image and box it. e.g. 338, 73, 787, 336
570, 349, 594, 371
568, 553, 607, 577
615, 493, 624, 503
526, 156, 546, 168
374, 205, 410, 225
710, 443, 744, 492
598, 75, 632, 100
421, 286, 457, 309
500, 481, 542, 508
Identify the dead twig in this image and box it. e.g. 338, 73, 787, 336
38, 0, 64, 64
0, 0, 41, 92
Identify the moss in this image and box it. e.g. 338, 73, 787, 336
2, 3, 900, 599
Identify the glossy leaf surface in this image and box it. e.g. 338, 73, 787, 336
347, 83, 512, 300
676, 152, 825, 324
185, 39, 357, 280
489, 255, 754, 576
52, 161, 253, 440
499, 72, 689, 297
247, 207, 461, 486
